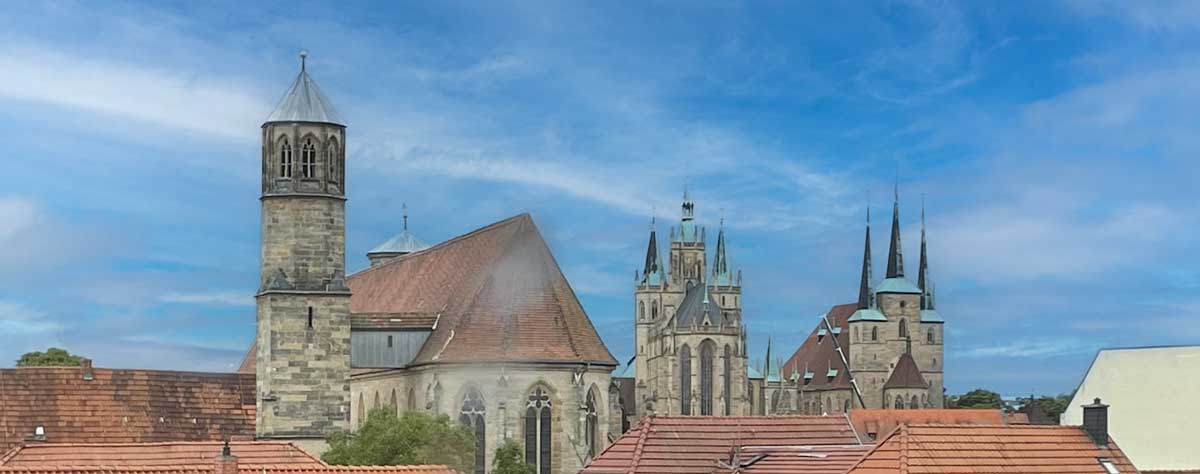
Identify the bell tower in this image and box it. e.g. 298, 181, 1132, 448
256, 52, 351, 444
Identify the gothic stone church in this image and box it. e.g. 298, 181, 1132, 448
245, 58, 619, 474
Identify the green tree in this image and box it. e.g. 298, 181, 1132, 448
323, 409, 474, 472
492, 439, 535, 474
16, 348, 85, 367
952, 388, 1003, 409
1028, 393, 1073, 424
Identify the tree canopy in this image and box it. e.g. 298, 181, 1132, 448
16, 348, 86, 367
1026, 393, 1073, 423
322, 409, 474, 472
492, 439, 535, 474
951, 388, 1003, 408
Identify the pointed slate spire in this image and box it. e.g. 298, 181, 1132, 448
918, 199, 932, 309
643, 216, 659, 277
681, 180, 695, 221
885, 183, 905, 278
712, 216, 732, 285
857, 207, 874, 310
763, 337, 773, 382
266, 51, 344, 126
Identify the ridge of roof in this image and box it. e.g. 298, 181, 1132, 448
352, 213, 530, 278
0, 441, 326, 468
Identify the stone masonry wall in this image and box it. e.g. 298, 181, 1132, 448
260, 197, 346, 289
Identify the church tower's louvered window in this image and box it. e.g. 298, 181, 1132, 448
301, 138, 316, 178
327, 139, 339, 182
585, 388, 599, 458
723, 344, 732, 416
700, 342, 714, 416
279, 139, 293, 178
871, 326, 878, 341
679, 345, 692, 415
525, 387, 552, 474
459, 389, 486, 474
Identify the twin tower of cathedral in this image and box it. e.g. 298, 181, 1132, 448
623, 186, 945, 422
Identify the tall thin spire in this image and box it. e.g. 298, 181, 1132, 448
918, 197, 931, 309
712, 217, 730, 284
857, 206, 874, 310
885, 183, 905, 278
642, 218, 659, 277
402, 203, 409, 231
764, 336, 773, 381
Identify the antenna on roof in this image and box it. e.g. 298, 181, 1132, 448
299, 50, 308, 72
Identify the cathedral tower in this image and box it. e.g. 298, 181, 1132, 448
669, 186, 706, 289
256, 52, 351, 444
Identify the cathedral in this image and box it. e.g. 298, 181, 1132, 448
248, 55, 619, 474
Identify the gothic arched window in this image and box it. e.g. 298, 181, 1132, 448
585, 388, 599, 459
524, 387, 552, 474
390, 389, 398, 414
679, 345, 692, 415
327, 139, 339, 182
638, 301, 645, 321
854, 326, 860, 342
927, 327, 935, 344
723, 344, 732, 416
301, 138, 316, 178
652, 304, 658, 320
279, 138, 293, 178
770, 391, 780, 414
894, 395, 903, 410
459, 389, 486, 474
899, 319, 908, 339
406, 387, 416, 412
910, 395, 919, 409
699, 341, 715, 416
357, 393, 365, 428
871, 327, 878, 341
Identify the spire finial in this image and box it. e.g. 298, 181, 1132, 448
402, 203, 408, 231
651, 204, 656, 227
299, 50, 308, 72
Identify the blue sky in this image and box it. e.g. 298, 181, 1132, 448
1, 0, 1198, 397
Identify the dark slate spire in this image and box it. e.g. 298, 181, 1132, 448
643, 217, 659, 277
918, 199, 932, 309
857, 207, 874, 310
885, 183, 905, 278
712, 216, 732, 284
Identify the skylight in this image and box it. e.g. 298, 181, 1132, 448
1098, 458, 1119, 474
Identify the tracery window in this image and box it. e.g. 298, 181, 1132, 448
585, 388, 599, 459
910, 395, 919, 409
723, 344, 732, 416
700, 341, 715, 416
459, 389, 486, 474
680, 345, 692, 415
279, 138, 293, 178
524, 387, 552, 474
639, 301, 645, 321
301, 138, 316, 178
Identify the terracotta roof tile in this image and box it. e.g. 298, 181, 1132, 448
0, 466, 454, 474
581, 416, 862, 474
0, 367, 255, 453
0, 442, 322, 468
347, 213, 616, 367
846, 424, 1141, 474
714, 445, 873, 474
848, 409, 1006, 441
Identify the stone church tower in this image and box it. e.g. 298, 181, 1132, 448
628, 189, 749, 419
255, 53, 351, 446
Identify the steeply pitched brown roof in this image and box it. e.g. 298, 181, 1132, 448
780, 304, 858, 391
848, 409, 1006, 441
881, 352, 926, 390
0, 367, 255, 453
581, 416, 862, 474
348, 213, 616, 367
0, 442, 322, 468
846, 424, 1141, 474
712, 445, 874, 474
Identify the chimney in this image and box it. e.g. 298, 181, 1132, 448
80, 359, 94, 381
1082, 398, 1109, 446
214, 440, 238, 474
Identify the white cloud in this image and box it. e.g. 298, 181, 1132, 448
959, 338, 1099, 359
0, 300, 60, 335
0, 44, 268, 140
160, 291, 253, 307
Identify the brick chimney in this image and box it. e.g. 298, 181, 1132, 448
80, 359, 94, 381
1082, 398, 1109, 447
214, 440, 238, 474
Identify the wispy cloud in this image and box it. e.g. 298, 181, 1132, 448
960, 338, 1099, 359
160, 291, 253, 307
0, 301, 60, 335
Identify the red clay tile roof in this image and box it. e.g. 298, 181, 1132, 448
0, 367, 255, 453
581, 416, 862, 474
781, 304, 858, 391
347, 213, 616, 367
713, 445, 873, 474
1007, 412, 1031, 424
848, 409, 1005, 441
0, 442, 322, 468
846, 424, 1141, 474
881, 353, 926, 390
348, 313, 438, 331
0, 466, 455, 474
